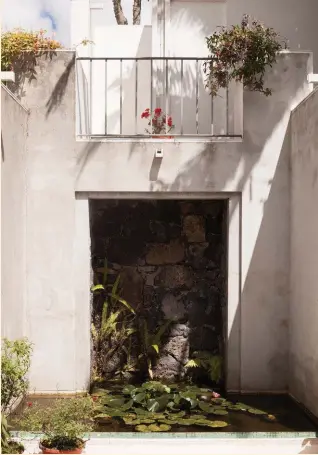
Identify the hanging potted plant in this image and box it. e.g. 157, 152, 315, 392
203, 15, 287, 97
141, 108, 174, 138
17, 396, 95, 454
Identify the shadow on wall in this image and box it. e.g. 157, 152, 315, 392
7, 51, 59, 101
299, 438, 318, 454
46, 54, 75, 118
93, 9, 222, 137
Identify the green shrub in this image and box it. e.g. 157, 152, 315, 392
1, 28, 62, 71
17, 396, 95, 451
204, 15, 287, 96
1, 338, 33, 415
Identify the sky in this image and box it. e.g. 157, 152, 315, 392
1, 0, 152, 47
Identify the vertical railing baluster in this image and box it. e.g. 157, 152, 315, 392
211, 92, 214, 136
226, 85, 229, 136
135, 58, 138, 135
105, 59, 108, 136
76, 60, 82, 137
120, 58, 123, 135
180, 59, 184, 135
150, 58, 153, 115
165, 58, 169, 135
89, 58, 92, 136
196, 59, 199, 135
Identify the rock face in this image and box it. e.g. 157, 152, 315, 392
90, 200, 226, 381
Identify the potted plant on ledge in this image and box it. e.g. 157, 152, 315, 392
141, 107, 174, 138
17, 396, 95, 454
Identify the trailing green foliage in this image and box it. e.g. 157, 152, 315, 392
1, 413, 25, 454
92, 381, 271, 432
91, 261, 136, 380
91, 259, 173, 381
1, 338, 33, 415
204, 15, 287, 96
16, 396, 95, 451
185, 352, 222, 383
138, 319, 172, 380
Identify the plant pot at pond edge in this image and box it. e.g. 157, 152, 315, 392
39, 441, 85, 454
152, 136, 173, 139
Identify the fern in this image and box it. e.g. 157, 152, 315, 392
185, 352, 222, 383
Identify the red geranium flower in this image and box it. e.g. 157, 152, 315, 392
167, 116, 173, 127
27, 402, 32, 407
141, 108, 150, 119
154, 107, 162, 116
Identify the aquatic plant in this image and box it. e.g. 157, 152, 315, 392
92, 380, 272, 432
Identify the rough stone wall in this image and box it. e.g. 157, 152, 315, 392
90, 199, 227, 381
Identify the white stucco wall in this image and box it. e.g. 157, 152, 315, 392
227, 0, 318, 72
71, 0, 318, 71
1, 85, 28, 340
290, 88, 318, 417
4, 50, 312, 394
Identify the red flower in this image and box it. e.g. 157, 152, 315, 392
92, 396, 98, 402
141, 108, 150, 119
27, 402, 32, 407
154, 108, 162, 116
167, 117, 173, 127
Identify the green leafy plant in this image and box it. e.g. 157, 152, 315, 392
1, 413, 25, 454
1, 338, 33, 415
204, 14, 287, 96
138, 319, 172, 380
17, 396, 95, 452
91, 260, 136, 379
1, 28, 62, 71
185, 352, 222, 383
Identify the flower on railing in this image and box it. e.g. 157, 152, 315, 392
141, 108, 174, 135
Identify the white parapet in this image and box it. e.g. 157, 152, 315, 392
1, 71, 15, 82
308, 73, 318, 83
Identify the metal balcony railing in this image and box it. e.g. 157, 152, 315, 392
76, 57, 243, 140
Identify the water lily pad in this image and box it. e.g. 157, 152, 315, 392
211, 409, 228, 416
134, 408, 150, 416
139, 419, 156, 424
198, 401, 211, 413
189, 414, 207, 420
157, 419, 178, 425
124, 418, 142, 425
205, 420, 229, 428
122, 385, 135, 395
211, 398, 227, 405
247, 408, 267, 415
227, 405, 245, 411
168, 411, 186, 419
146, 424, 171, 432
135, 424, 148, 432
106, 397, 126, 408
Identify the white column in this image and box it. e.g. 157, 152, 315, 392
70, 0, 90, 49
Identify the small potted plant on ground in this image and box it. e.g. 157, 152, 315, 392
17, 396, 95, 454
141, 108, 174, 138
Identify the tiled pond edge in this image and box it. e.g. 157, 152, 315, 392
11, 431, 318, 439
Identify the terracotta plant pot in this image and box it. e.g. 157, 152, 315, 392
152, 136, 173, 139
39, 441, 84, 454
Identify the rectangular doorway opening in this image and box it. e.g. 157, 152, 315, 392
89, 199, 228, 388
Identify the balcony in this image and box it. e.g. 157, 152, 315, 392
76, 57, 243, 141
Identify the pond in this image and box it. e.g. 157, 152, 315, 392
11, 381, 318, 434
